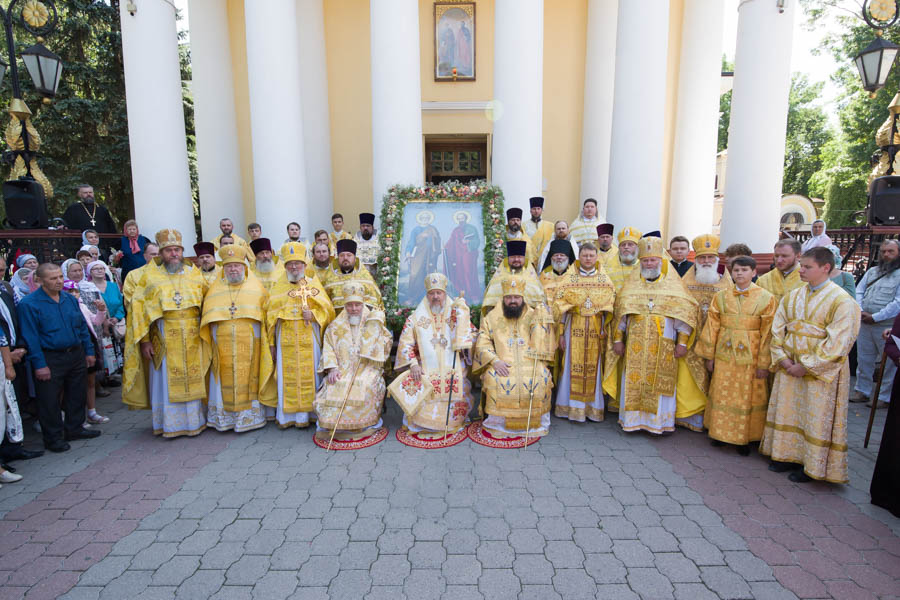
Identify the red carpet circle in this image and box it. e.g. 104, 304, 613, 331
395, 426, 468, 449
466, 421, 540, 449
313, 427, 389, 450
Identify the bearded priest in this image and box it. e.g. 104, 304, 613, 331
596, 223, 619, 268
314, 283, 393, 441
249, 238, 284, 292
677, 234, 733, 431
474, 276, 557, 439
392, 273, 476, 435
123, 229, 210, 438
539, 239, 577, 303
323, 239, 383, 311
200, 245, 275, 432
266, 242, 335, 429
505, 207, 536, 267
757, 239, 803, 304
482, 240, 547, 316
524, 197, 554, 269
606, 227, 642, 291
553, 243, 616, 422
603, 236, 699, 434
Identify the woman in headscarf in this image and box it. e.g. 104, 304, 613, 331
10, 267, 37, 304
61, 258, 84, 283
118, 219, 151, 282
63, 280, 110, 424
86, 260, 124, 322
826, 245, 856, 297
13, 254, 37, 273
800, 219, 833, 253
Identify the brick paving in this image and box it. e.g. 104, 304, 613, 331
0, 392, 895, 599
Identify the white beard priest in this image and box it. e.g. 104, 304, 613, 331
392, 273, 476, 437
314, 282, 393, 443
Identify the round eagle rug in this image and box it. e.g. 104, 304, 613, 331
395, 426, 468, 449
313, 427, 389, 451
466, 421, 540, 449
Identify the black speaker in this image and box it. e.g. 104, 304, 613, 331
3, 178, 48, 229
869, 176, 900, 226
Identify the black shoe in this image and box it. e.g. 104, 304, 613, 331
768, 461, 798, 473
788, 471, 812, 483
64, 428, 102, 441
736, 445, 750, 456
46, 440, 71, 453
710, 439, 725, 447
1, 448, 44, 462
1, 463, 14, 473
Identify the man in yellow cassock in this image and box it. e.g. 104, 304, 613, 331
123, 229, 209, 438
122, 242, 159, 310
676, 234, 734, 431
193, 242, 220, 285
482, 240, 547, 316
211, 217, 251, 252
504, 207, 536, 267
323, 239, 383, 311
315, 282, 393, 441
539, 240, 577, 307
536, 221, 580, 272
266, 242, 335, 428
760, 247, 861, 483
249, 238, 284, 292
310, 241, 333, 283
605, 226, 642, 291
392, 273, 476, 435
596, 223, 619, 268
524, 197, 554, 269
603, 236, 699, 434
696, 256, 777, 454
569, 198, 601, 245
757, 239, 803, 303
474, 275, 557, 438
328, 213, 353, 249
553, 243, 616, 422
200, 244, 275, 433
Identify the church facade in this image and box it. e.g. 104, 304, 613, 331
120, 0, 796, 253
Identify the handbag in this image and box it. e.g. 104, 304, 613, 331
5, 380, 23, 443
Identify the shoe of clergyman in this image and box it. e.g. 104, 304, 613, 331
64, 428, 102, 441
0, 470, 23, 483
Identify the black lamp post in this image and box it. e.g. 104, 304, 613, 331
856, 0, 900, 96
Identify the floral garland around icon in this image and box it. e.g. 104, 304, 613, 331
377, 180, 506, 333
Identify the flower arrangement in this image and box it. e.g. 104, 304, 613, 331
376, 179, 506, 333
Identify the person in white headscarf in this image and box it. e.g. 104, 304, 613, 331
801, 220, 832, 253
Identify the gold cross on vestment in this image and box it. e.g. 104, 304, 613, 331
288, 282, 318, 308
229, 302, 237, 318
648, 298, 654, 312
173, 291, 183, 308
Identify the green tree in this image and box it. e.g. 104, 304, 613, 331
782, 74, 833, 197
718, 55, 733, 152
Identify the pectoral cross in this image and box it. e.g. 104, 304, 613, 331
173, 291, 183, 308
648, 298, 654, 312
288, 283, 317, 309
229, 302, 237, 318
90, 218, 96, 226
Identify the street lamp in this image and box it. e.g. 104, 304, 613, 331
21, 42, 62, 97
857, 0, 900, 95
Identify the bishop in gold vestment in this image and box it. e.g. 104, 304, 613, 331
474, 276, 556, 438
695, 256, 777, 449
603, 237, 699, 434
315, 283, 393, 439
249, 238, 285, 292
323, 239, 383, 311
757, 240, 803, 304
266, 243, 335, 428
676, 234, 733, 431
553, 244, 616, 422
605, 226, 642, 291
123, 229, 209, 438
200, 245, 275, 433
482, 240, 547, 316
392, 273, 476, 434
760, 249, 861, 483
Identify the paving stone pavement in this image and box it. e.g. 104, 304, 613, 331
0, 392, 896, 600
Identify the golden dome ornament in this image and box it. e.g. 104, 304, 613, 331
870, 0, 898, 23
22, 0, 50, 29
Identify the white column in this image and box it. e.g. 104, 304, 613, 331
580, 0, 618, 219
492, 0, 543, 214
244, 0, 309, 237
666, 0, 724, 240
371, 0, 423, 220
607, 1, 670, 232
297, 0, 334, 230
188, 0, 245, 241
119, 0, 196, 247
720, 0, 795, 251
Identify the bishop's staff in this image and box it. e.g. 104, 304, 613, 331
443, 292, 472, 441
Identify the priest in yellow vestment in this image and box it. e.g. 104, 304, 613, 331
200, 244, 275, 433
505, 208, 536, 267
677, 234, 733, 431
539, 240, 577, 308
603, 236, 699, 434
695, 256, 777, 453
315, 283, 393, 439
392, 273, 476, 435
123, 229, 209, 438
569, 198, 601, 245
211, 218, 251, 252
266, 242, 335, 428
249, 238, 284, 292
524, 197, 554, 269
605, 226, 642, 291
757, 239, 803, 304
323, 239, 383, 311
596, 223, 619, 268
760, 247, 861, 483
193, 242, 220, 285
474, 276, 557, 438
553, 243, 616, 422
482, 240, 547, 315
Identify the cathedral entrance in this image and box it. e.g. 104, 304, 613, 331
425, 138, 488, 184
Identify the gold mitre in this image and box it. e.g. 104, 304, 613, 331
424, 272, 448, 292
155, 228, 183, 250
618, 226, 642, 244
342, 282, 365, 304
638, 236, 665, 259
501, 275, 526, 297
218, 244, 246, 265
280, 242, 307, 263
692, 234, 721, 257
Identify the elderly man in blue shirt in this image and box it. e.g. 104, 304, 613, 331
18, 263, 100, 452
